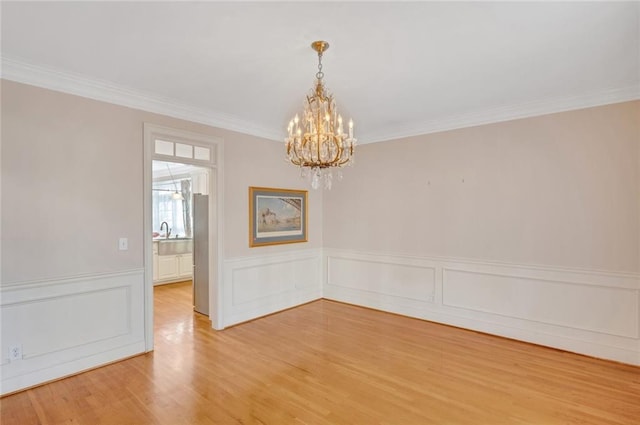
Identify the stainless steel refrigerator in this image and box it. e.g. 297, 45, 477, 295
193, 194, 209, 315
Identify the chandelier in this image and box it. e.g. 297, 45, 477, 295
285, 41, 356, 190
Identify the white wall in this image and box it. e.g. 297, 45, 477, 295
323, 101, 640, 365
2, 81, 144, 282
217, 108, 324, 328
325, 102, 639, 272
1, 80, 322, 394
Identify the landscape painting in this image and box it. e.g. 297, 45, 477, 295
249, 187, 308, 247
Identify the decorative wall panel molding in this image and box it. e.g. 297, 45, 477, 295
223, 249, 322, 327
323, 249, 640, 365
442, 268, 638, 338
368, 85, 640, 144
4, 56, 638, 145
328, 256, 436, 301
0, 269, 145, 395
1, 57, 281, 142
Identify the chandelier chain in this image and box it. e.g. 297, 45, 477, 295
316, 51, 324, 80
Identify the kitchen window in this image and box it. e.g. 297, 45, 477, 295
152, 178, 192, 238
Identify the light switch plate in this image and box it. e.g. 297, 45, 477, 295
118, 237, 128, 251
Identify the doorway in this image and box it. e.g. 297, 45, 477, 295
143, 124, 224, 352
151, 160, 209, 319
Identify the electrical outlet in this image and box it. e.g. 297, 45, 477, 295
9, 344, 22, 361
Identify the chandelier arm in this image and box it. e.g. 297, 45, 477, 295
336, 154, 351, 166
329, 147, 340, 166
287, 133, 302, 166
315, 108, 322, 164
292, 138, 304, 165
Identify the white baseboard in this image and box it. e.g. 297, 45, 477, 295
222, 249, 323, 327
323, 249, 640, 365
1, 269, 146, 395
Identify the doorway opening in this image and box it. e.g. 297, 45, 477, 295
143, 124, 224, 352
152, 160, 210, 318
151, 160, 211, 342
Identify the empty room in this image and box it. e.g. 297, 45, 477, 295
1, 2, 639, 424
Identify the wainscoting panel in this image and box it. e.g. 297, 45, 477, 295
325, 252, 437, 316
0, 270, 146, 395
223, 249, 322, 327
328, 256, 435, 301
323, 249, 640, 365
442, 268, 638, 338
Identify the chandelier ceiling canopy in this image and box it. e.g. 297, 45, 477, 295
285, 41, 356, 190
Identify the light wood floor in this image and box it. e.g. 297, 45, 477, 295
2, 281, 639, 424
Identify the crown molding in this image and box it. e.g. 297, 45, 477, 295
0, 56, 283, 142
2, 56, 638, 145
363, 85, 640, 144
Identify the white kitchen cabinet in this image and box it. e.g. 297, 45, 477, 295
157, 255, 179, 281
154, 253, 193, 284
178, 253, 193, 279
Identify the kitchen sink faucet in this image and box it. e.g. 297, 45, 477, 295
160, 221, 171, 239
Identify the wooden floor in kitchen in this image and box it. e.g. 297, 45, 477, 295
1, 280, 639, 424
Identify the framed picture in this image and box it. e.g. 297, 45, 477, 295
249, 186, 308, 247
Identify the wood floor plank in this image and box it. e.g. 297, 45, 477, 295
1, 280, 639, 424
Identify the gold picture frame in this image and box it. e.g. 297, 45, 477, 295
249, 186, 308, 247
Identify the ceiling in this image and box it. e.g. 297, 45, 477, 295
2, 2, 639, 144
